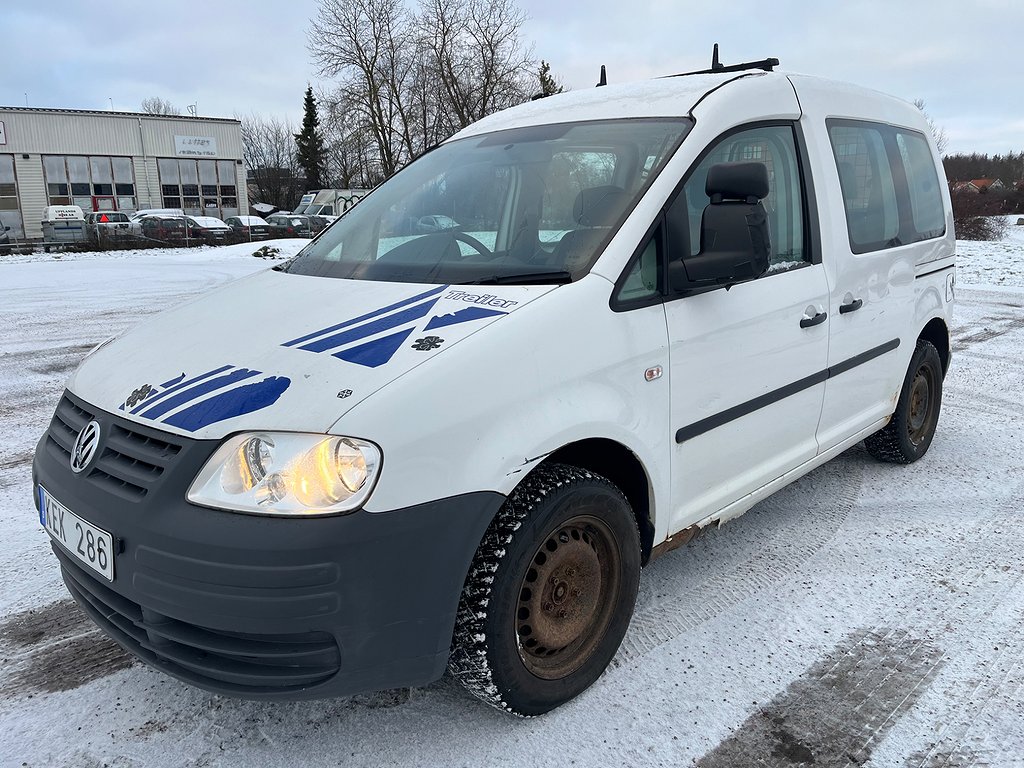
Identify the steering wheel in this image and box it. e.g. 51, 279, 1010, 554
437, 230, 492, 259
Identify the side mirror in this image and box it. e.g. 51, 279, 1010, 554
670, 162, 772, 291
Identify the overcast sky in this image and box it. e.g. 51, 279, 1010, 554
2, 0, 1020, 156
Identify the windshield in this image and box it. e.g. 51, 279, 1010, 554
278, 119, 690, 284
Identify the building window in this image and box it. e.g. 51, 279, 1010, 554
0, 154, 24, 238
42, 155, 138, 212
157, 157, 241, 219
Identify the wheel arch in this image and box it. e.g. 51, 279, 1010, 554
919, 317, 951, 375
538, 438, 656, 566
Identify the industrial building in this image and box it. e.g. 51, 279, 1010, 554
0, 107, 248, 241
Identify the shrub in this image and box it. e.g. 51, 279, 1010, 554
951, 191, 1010, 241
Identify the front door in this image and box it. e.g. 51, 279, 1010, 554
665, 123, 830, 532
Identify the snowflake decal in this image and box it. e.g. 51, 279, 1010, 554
125, 384, 154, 408
411, 336, 444, 351
337, 389, 353, 399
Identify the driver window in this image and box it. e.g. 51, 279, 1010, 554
680, 124, 807, 270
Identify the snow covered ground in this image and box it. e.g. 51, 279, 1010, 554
1, 231, 1023, 767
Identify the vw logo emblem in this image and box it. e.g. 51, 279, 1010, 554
70, 420, 101, 474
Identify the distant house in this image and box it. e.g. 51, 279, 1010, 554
950, 181, 977, 193
970, 178, 1005, 192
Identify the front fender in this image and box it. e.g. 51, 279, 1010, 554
335, 275, 672, 535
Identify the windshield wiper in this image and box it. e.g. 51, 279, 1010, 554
461, 271, 573, 286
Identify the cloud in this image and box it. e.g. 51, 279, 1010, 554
2, 0, 1020, 155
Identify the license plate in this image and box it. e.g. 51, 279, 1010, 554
38, 486, 115, 581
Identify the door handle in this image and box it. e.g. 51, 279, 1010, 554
839, 298, 863, 314
800, 310, 828, 328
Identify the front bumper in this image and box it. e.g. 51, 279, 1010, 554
33, 391, 502, 700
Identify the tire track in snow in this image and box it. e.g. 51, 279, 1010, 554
0, 597, 135, 699
696, 627, 945, 768
695, 476, 1024, 767
870, 477, 1024, 767
611, 452, 866, 668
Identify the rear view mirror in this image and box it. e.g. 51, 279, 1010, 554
670, 161, 772, 291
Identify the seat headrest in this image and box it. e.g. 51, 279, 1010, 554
573, 186, 628, 226
705, 162, 770, 202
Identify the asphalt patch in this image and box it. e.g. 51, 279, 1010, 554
698, 628, 944, 767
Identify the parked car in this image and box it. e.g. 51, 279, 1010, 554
224, 215, 272, 241
128, 208, 185, 235
84, 211, 132, 242
265, 213, 314, 238
186, 216, 232, 244
138, 214, 189, 243
0, 224, 10, 250
33, 61, 955, 717
415, 214, 460, 233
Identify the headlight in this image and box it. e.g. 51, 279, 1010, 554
187, 432, 381, 516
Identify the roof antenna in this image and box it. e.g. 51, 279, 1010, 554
711, 43, 723, 71
596, 65, 607, 87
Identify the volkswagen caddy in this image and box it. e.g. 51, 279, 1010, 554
33, 60, 954, 716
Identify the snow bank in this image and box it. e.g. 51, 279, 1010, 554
956, 215, 1024, 288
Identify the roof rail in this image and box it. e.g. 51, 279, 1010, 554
665, 43, 780, 78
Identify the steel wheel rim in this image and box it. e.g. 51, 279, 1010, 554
515, 513, 622, 680
907, 364, 937, 446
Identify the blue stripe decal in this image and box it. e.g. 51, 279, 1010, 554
140, 368, 260, 420
130, 364, 233, 414
424, 306, 507, 331
160, 373, 187, 388
163, 376, 291, 431
299, 298, 440, 353
282, 285, 448, 347
333, 328, 414, 368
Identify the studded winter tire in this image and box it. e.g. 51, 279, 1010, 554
448, 463, 641, 716
865, 339, 943, 464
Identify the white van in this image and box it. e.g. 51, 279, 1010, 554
33, 61, 954, 716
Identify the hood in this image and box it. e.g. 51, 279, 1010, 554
69, 269, 556, 439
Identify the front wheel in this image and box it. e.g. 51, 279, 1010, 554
449, 464, 641, 716
865, 339, 943, 464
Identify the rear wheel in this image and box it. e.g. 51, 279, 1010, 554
449, 464, 641, 716
865, 339, 943, 464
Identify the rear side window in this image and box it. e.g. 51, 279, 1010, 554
828, 120, 945, 253
896, 131, 945, 239
828, 124, 900, 251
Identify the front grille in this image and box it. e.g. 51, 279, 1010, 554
58, 553, 341, 694
45, 395, 182, 501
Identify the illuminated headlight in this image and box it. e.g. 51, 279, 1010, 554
187, 433, 381, 516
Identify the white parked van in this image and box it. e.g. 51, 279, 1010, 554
33, 60, 954, 716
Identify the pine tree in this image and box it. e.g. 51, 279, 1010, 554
295, 86, 326, 189
538, 60, 564, 97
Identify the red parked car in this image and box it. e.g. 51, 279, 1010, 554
138, 215, 190, 243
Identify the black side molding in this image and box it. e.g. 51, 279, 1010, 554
915, 263, 955, 280
675, 338, 901, 443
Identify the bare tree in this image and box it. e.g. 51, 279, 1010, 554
309, 0, 419, 178
420, 0, 533, 127
140, 97, 181, 116
308, 0, 534, 180
318, 88, 388, 188
913, 99, 949, 156
238, 113, 303, 209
